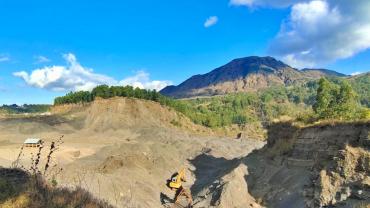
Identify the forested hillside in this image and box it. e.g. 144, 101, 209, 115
0, 104, 50, 114
53, 74, 370, 128
348, 72, 370, 107
160, 56, 347, 98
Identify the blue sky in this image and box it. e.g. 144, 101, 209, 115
1, 0, 370, 104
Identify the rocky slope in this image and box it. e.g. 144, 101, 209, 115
245, 121, 370, 208
160, 56, 346, 98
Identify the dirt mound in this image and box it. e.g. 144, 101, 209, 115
216, 165, 261, 208
193, 164, 262, 208
98, 153, 155, 174
85, 97, 180, 130
51, 97, 210, 134
0, 97, 210, 138
188, 141, 265, 208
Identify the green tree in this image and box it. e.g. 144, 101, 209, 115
313, 78, 336, 118
334, 81, 358, 119
91, 85, 111, 99
313, 78, 359, 120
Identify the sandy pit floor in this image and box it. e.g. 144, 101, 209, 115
0, 126, 264, 208
0, 98, 266, 208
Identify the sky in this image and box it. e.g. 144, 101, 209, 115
0, 0, 370, 104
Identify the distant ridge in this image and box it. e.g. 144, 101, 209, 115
160, 56, 346, 98
301, 68, 347, 78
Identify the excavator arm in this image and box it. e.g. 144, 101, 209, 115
169, 168, 186, 189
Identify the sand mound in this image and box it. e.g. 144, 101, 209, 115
216, 164, 261, 208
51, 97, 210, 134
85, 97, 179, 130
98, 153, 154, 174
193, 164, 262, 208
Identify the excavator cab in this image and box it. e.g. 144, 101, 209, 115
168, 168, 186, 189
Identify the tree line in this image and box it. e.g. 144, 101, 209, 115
54, 85, 191, 120
54, 85, 161, 105
0, 104, 50, 114
54, 77, 369, 128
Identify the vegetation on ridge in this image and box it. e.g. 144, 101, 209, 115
313, 78, 365, 120
53, 75, 370, 128
0, 104, 50, 114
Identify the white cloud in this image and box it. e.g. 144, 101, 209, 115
229, 0, 300, 8
231, 0, 370, 68
350, 71, 363, 76
14, 53, 115, 91
267, 0, 370, 68
283, 54, 315, 69
120, 70, 172, 91
230, 0, 254, 7
0, 54, 10, 62
13, 53, 171, 92
35, 55, 50, 63
204, 16, 218, 28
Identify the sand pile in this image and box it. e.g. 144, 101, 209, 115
193, 163, 262, 208
51, 97, 211, 135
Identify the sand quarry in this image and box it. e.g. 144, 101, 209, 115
2, 97, 368, 208
0, 97, 265, 208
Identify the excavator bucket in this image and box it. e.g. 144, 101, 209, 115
173, 188, 193, 208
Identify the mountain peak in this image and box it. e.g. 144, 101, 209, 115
229, 56, 289, 69
160, 56, 343, 98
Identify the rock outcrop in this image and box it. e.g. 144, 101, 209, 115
245, 121, 370, 208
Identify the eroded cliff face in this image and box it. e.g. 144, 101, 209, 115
245, 121, 370, 208
315, 146, 369, 207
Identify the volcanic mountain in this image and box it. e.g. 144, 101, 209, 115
160, 56, 346, 98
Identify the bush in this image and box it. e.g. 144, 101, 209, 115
0, 178, 16, 201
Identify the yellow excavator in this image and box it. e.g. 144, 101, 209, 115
167, 168, 193, 208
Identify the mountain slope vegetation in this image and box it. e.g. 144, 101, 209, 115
160, 56, 347, 98
53, 73, 369, 134
0, 104, 50, 114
